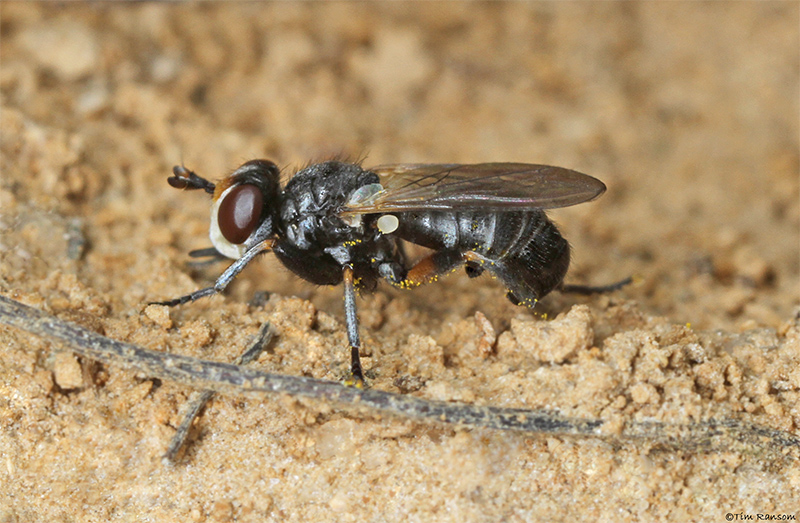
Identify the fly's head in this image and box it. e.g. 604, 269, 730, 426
185, 159, 281, 259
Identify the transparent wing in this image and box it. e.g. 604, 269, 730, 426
343, 163, 606, 215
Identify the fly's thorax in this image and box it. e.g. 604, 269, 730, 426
283, 161, 380, 213
279, 161, 382, 252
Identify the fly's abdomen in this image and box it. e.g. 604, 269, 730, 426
394, 210, 570, 306
394, 210, 549, 257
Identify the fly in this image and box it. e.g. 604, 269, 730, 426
153, 159, 630, 386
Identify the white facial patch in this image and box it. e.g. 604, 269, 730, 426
377, 214, 399, 234
209, 185, 247, 259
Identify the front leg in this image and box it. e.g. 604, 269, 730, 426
151, 239, 274, 307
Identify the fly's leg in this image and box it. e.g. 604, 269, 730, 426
151, 239, 274, 307
391, 249, 550, 308
464, 262, 485, 278
188, 246, 225, 260
184, 247, 228, 268
560, 276, 633, 295
390, 250, 465, 289
342, 264, 366, 387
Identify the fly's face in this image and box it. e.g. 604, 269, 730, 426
205, 160, 282, 259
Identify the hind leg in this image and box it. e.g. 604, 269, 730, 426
461, 252, 541, 308
387, 249, 465, 289
462, 250, 571, 308
391, 249, 554, 308
389, 249, 571, 309
560, 277, 633, 295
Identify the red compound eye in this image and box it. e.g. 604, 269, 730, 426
217, 184, 263, 244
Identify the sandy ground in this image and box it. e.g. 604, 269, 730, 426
1, 3, 798, 522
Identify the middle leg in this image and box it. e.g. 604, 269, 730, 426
342, 264, 366, 387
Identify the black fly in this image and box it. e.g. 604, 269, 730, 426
154, 160, 630, 385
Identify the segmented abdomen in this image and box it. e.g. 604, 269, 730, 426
394, 210, 552, 259
394, 209, 570, 305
